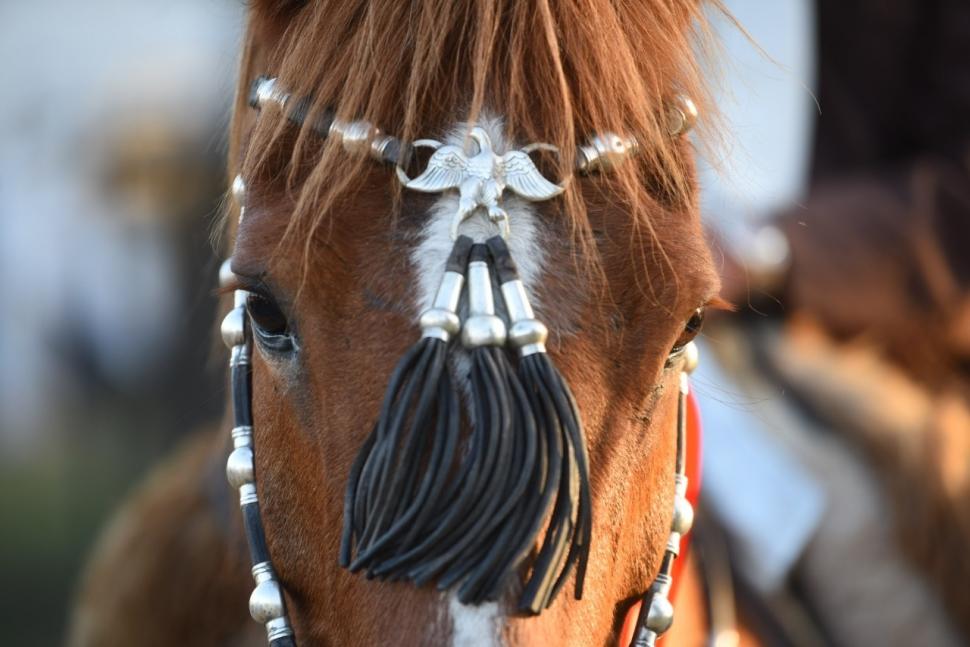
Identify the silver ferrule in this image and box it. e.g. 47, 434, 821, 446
234, 288, 248, 309
500, 279, 535, 321
666, 533, 682, 557
266, 616, 294, 641
420, 270, 464, 342
239, 482, 258, 506
232, 425, 254, 449
467, 261, 495, 316
461, 261, 507, 347
230, 343, 251, 368
370, 133, 400, 163
252, 561, 275, 583
652, 572, 673, 598
679, 371, 689, 397
500, 279, 549, 356
434, 270, 465, 312
674, 473, 688, 499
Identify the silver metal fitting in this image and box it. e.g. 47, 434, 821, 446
461, 260, 506, 348
369, 134, 399, 163
500, 279, 548, 355
508, 319, 549, 354
330, 118, 380, 157
265, 616, 294, 642
576, 132, 639, 174
231, 425, 254, 449
232, 174, 246, 204
462, 316, 508, 348
671, 496, 694, 536
420, 270, 464, 342
239, 483, 259, 506
221, 307, 247, 349
253, 77, 288, 111
645, 594, 675, 634
226, 446, 256, 490
683, 341, 699, 374
230, 343, 251, 368
666, 95, 698, 137
249, 569, 285, 624
219, 258, 236, 290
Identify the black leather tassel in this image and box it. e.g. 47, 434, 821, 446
365, 245, 544, 605
487, 235, 592, 614
340, 236, 472, 572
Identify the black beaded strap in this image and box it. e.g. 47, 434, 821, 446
221, 275, 297, 646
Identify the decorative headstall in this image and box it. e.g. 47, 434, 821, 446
220, 76, 699, 646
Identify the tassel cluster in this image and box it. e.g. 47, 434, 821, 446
341, 235, 591, 613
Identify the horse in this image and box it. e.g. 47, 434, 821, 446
68, 1, 738, 645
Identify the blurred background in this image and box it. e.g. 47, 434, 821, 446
2, 0, 968, 646
0, 2, 243, 645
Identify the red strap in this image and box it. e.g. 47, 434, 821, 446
617, 391, 702, 646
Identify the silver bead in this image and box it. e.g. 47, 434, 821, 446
226, 446, 255, 489
671, 496, 694, 535
645, 594, 675, 634
232, 174, 246, 204
219, 258, 236, 290
330, 119, 380, 157
666, 95, 698, 137
508, 319, 548, 348
254, 77, 287, 111
683, 341, 699, 374
577, 132, 639, 174
420, 308, 461, 337
221, 307, 247, 349
249, 578, 285, 624
461, 315, 507, 348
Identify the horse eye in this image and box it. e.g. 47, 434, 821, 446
247, 292, 294, 351
670, 308, 705, 354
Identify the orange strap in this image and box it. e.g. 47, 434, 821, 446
617, 391, 702, 646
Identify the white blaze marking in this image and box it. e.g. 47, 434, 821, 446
410, 117, 545, 646
411, 116, 545, 317
448, 594, 502, 647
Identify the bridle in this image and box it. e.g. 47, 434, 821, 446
219, 76, 701, 647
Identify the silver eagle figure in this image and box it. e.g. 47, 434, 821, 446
403, 126, 564, 238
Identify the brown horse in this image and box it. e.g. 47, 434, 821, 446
69, 1, 735, 645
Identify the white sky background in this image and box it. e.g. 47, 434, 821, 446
698, 0, 817, 234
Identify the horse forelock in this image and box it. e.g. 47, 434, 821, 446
230, 0, 722, 285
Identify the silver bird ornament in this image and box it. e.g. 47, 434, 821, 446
403, 126, 564, 238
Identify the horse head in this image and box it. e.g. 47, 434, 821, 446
223, 1, 720, 644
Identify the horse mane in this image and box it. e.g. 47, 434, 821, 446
229, 0, 723, 275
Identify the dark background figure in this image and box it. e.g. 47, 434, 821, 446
720, 0, 970, 642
